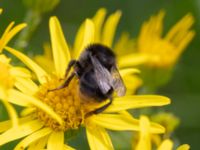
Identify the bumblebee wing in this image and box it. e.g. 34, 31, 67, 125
111, 66, 126, 96
90, 55, 113, 94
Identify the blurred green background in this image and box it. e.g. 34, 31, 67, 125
1, 0, 200, 149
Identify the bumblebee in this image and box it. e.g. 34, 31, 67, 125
52, 44, 126, 114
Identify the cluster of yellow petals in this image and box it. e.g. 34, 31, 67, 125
118, 11, 195, 69
137, 11, 195, 68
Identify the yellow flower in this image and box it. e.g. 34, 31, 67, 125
133, 116, 190, 150
120, 10, 195, 68
0, 10, 172, 149
0, 9, 27, 128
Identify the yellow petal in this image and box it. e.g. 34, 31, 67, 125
0, 23, 27, 52
14, 128, 52, 150
0, 116, 32, 133
101, 10, 121, 47
86, 124, 114, 150
176, 31, 195, 54
113, 32, 136, 56
20, 107, 36, 117
5, 46, 48, 84
150, 122, 165, 134
88, 114, 140, 131
73, 22, 84, 54
28, 136, 49, 150
63, 144, 76, 150
165, 14, 194, 42
135, 116, 151, 150
118, 53, 148, 68
177, 144, 190, 150
119, 68, 140, 77
0, 119, 11, 133
157, 139, 173, 150
0, 22, 15, 42
15, 77, 38, 95
34, 55, 55, 73
120, 111, 165, 134
92, 8, 107, 42
10, 67, 32, 78
8, 89, 31, 106
0, 9, 3, 14
73, 19, 95, 59
49, 16, 71, 77
1, 100, 18, 128
105, 95, 170, 112
0, 120, 43, 145
47, 131, 64, 150
123, 75, 142, 94
9, 89, 63, 125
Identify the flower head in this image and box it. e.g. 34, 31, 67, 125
0, 9, 171, 149
119, 11, 195, 69
137, 10, 195, 68
0, 9, 28, 128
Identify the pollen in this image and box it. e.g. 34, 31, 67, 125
35, 77, 102, 131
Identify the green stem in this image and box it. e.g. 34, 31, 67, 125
14, 9, 42, 50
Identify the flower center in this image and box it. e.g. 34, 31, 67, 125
35, 77, 102, 131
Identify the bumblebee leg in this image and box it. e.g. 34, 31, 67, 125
48, 72, 76, 91
65, 60, 77, 77
93, 97, 113, 114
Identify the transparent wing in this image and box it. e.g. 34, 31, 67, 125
111, 66, 126, 96
90, 55, 113, 94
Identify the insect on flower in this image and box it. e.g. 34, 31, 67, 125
50, 43, 126, 114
